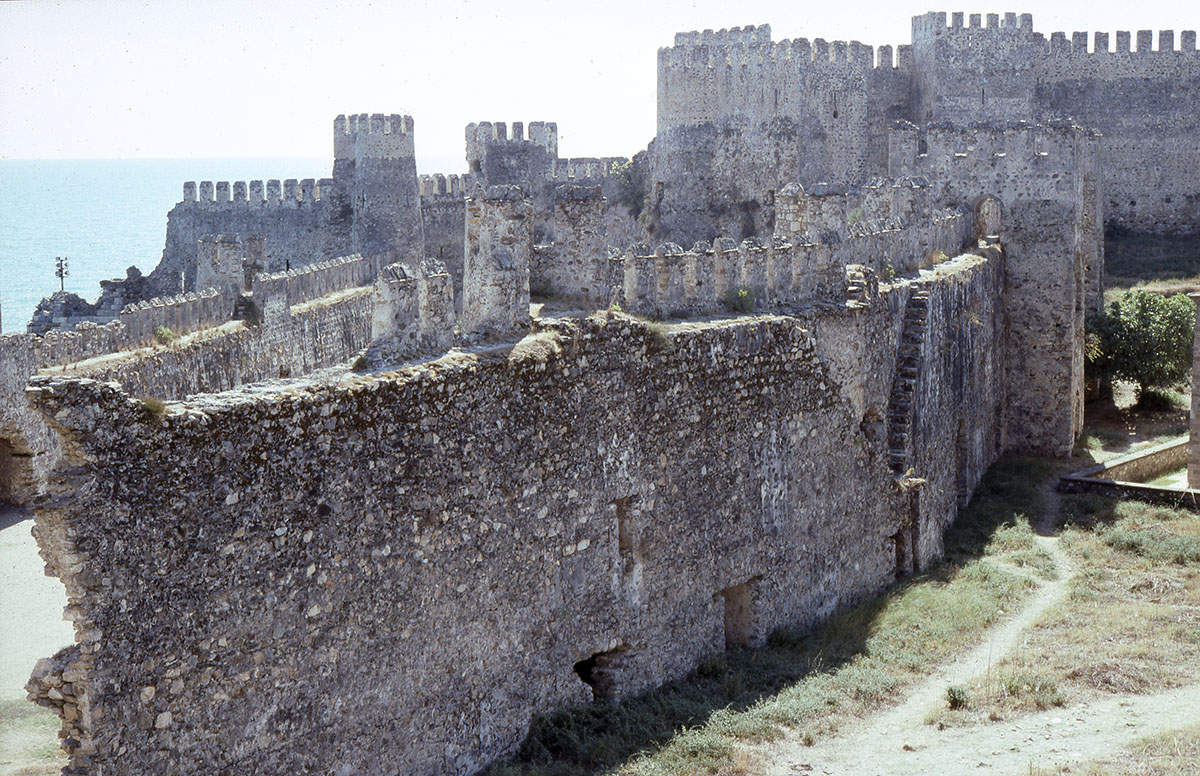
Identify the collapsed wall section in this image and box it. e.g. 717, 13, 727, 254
26, 246, 1005, 775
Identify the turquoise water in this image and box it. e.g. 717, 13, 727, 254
0, 158, 326, 334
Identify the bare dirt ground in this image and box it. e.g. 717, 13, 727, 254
758, 481, 1200, 776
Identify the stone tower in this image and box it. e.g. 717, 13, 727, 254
332, 113, 425, 263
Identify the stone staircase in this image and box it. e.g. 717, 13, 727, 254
887, 288, 929, 475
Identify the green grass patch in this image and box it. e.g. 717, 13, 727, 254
1062, 493, 1200, 563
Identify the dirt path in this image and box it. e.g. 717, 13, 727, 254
762, 480, 1200, 775
765, 682, 1200, 775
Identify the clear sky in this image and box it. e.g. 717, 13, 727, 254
1, 0, 1196, 174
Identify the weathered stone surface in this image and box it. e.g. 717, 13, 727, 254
23, 246, 1004, 775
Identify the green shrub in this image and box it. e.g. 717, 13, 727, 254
153, 325, 175, 345
350, 355, 369, 372
1087, 290, 1195, 397
725, 286, 755, 314
945, 685, 969, 710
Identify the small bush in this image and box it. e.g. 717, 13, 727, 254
350, 355, 369, 372
945, 685, 969, 710
882, 263, 896, 281
153, 325, 175, 345
1134, 387, 1187, 412
611, 159, 645, 219
725, 286, 755, 314
141, 397, 167, 420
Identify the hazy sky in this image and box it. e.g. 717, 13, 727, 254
1, 0, 1196, 173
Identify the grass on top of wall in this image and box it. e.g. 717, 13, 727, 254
483, 457, 1052, 776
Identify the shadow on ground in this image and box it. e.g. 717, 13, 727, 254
483, 457, 1053, 776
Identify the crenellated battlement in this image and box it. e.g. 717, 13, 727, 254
673, 24, 772, 48
333, 113, 416, 160
1043, 27, 1198, 55
252, 253, 374, 311
546, 156, 627, 181
465, 121, 558, 165
180, 178, 337, 206
617, 175, 972, 319
659, 33, 909, 73
912, 11, 1035, 37
418, 173, 472, 198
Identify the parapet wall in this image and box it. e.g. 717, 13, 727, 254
181, 178, 337, 206
251, 254, 375, 311
333, 113, 416, 161
55, 287, 372, 402
418, 173, 472, 198
619, 175, 971, 319
619, 208, 969, 319
26, 244, 1006, 775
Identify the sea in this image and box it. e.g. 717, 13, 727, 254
0, 158, 327, 335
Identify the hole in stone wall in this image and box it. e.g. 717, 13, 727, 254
614, 496, 635, 576
719, 580, 758, 649
0, 438, 14, 505
573, 645, 632, 702
860, 408, 884, 448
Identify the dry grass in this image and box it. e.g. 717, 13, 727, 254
1028, 722, 1200, 776
509, 331, 564, 364
928, 495, 1200, 729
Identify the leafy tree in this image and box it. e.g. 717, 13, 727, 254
1087, 290, 1195, 399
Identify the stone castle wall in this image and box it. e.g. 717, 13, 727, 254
0, 259, 378, 511
25, 245, 1005, 775
54, 289, 371, 401
651, 14, 1199, 242
151, 178, 350, 297
147, 114, 423, 301
1032, 30, 1200, 233
889, 121, 1101, 454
